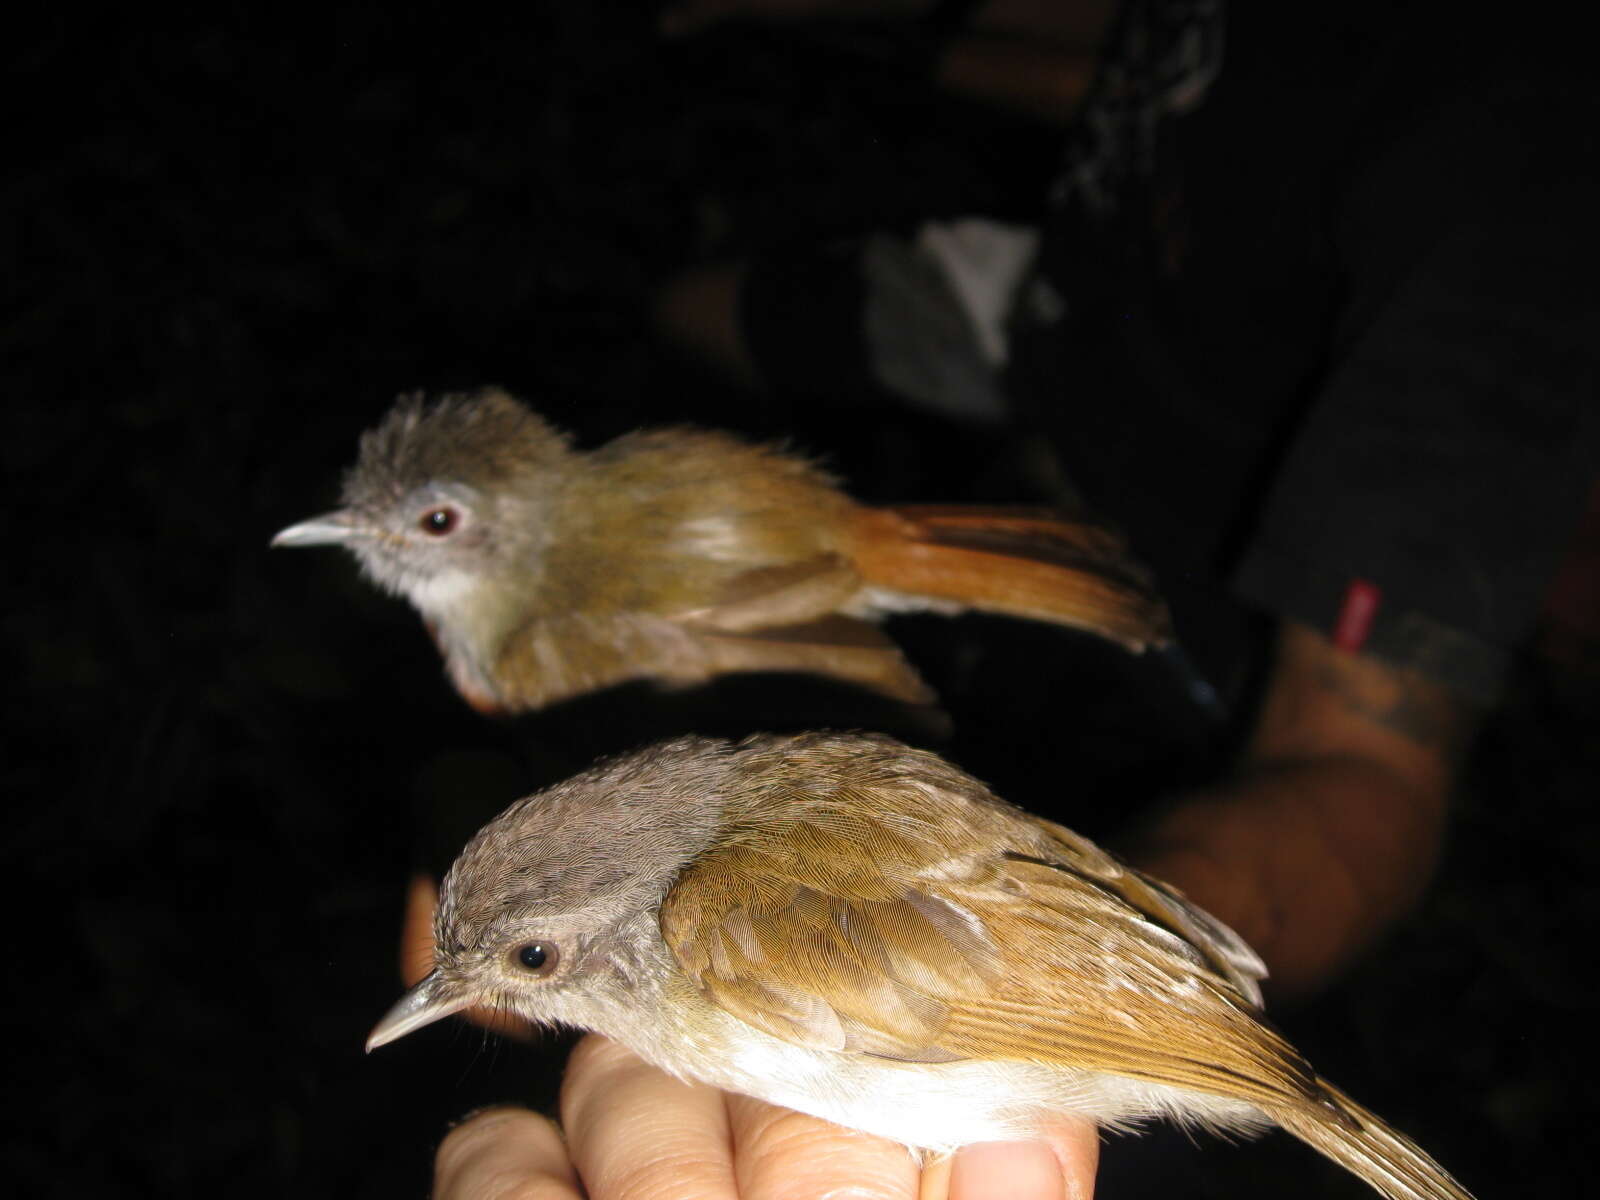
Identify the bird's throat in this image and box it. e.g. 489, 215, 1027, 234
404, 570, 513, 711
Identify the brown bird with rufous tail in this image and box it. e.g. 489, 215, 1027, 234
273, 388, 1170, 714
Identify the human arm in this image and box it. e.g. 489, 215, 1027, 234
1123, 619, 1482, 1001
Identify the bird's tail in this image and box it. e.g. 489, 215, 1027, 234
848, 505, 1172, 653
1269, 1082, 1477, 1200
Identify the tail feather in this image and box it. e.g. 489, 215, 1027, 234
849, 505, 1172, 652
1270, 1083, 1477, 1200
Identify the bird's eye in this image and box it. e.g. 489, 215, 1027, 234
515, 941, 559, 975
420, 507, 458, 536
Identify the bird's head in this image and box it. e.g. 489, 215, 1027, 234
272, 388, 574, 622
365, 737, 731, 1051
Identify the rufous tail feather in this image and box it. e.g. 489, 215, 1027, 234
850, 506, 1172, 652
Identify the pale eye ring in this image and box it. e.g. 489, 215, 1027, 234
515, 941, 559, 975
420, 506, 459, 536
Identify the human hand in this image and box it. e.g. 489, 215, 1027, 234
435, 1035, 1098, 1199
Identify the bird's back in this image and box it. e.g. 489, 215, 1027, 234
547, 428, 858, 619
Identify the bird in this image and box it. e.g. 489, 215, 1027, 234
368, 731, 1475, 1200
271, 388, 1170, 714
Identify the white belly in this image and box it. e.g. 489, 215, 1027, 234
638, 1005, 1268, 1155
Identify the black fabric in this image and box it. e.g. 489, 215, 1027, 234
1231, 60, 1600, 701
1014, 2, 1599, 702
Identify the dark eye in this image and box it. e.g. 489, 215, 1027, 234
420, 507, 458, 536
515, 942, 558, 975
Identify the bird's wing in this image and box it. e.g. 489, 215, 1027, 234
489, 611, 715, 711
668, 554, 935, 703
490, 606, 934, 711
1022, 818, 1268, 1007
670, 555, 864, 633
660, 792, 998, 1061
692, 617, 936, 705
660, 779, 1325, 1112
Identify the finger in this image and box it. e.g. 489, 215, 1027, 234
922, 1121, 1100, 1200
401, 874, 533, 1041
561, 1034, 740, 1200
948, 1143, 1067, 1200
434, 1106, 581, 1200
725, 1091, 919, 1200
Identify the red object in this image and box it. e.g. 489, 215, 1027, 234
1334, 579, 1382, 651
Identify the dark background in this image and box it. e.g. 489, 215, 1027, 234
6, 5, 1596, 1197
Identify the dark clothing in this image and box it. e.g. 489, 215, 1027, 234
1014, 2, 1599, 703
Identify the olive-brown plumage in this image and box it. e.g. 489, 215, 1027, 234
369, 732, 1475, 1200
273, 389, 1170, 713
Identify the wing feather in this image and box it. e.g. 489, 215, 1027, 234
490, 608, 934, 710
660, 759, 1321, 1113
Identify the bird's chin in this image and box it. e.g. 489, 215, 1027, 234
400, 566, 486, 619
350, 550, 416, 600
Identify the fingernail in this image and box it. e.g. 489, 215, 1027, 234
949, 1141, 1064, 1200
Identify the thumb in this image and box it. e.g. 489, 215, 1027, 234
921, 1122, 1099, 1200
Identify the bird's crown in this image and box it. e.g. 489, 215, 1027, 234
343, 387, 572, 508
435, 736, 733, 957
